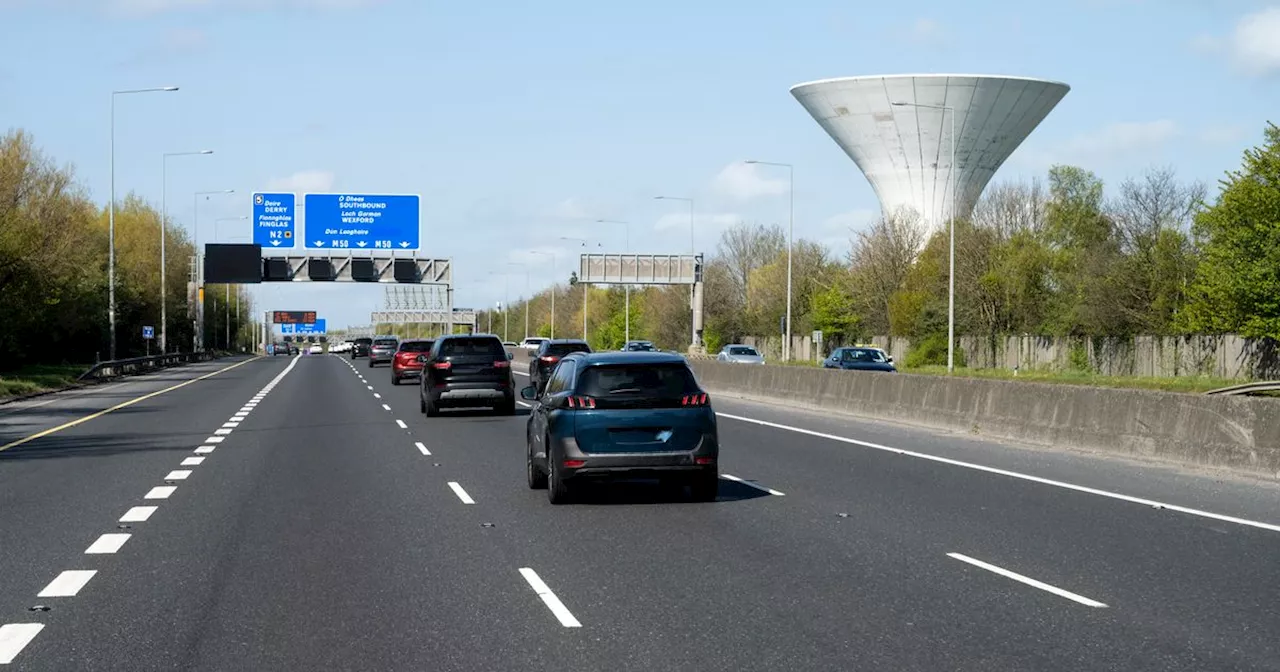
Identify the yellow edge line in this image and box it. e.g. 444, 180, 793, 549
0, 356, 263, 453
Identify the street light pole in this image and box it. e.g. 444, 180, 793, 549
893, 100, 957, 373
161, 149, 212, 353
110, 86, 178, 361
560, 237, 600, 342
746, 160, 794, 361
530, 251, 555, 339
192, 190, 235, 352
597, 219, 631, 343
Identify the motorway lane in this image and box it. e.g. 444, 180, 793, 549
6, 353, 575, 671
0, 356, 272, 630
382, 362, 1277, 670
4, 352, 1278, 669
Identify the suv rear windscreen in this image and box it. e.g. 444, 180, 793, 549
440, 337, 505, 358
728, 346, 758, 356
373, 339, 397, 348
398, 341, 433, 353
355, 338, 372, 345
548, 342, 591, 357
577, 363, 698, 399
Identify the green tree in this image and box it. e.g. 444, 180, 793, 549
1182, 122, 1280, 338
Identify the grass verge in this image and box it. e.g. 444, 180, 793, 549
0, 363, 90, 400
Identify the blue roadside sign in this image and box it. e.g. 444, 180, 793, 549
303, 194, 419, 250
253, 192, 297, 248
281, 319, 327, 334
142, 326, 154, 340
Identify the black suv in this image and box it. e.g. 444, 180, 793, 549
350, 337, 373, 359
531, 339, 592, 393
419, 334, 516, 417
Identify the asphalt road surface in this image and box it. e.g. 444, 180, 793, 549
1, 353, 1278, 671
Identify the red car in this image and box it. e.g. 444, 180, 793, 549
391, 339, 434, 385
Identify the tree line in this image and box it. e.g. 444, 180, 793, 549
485, 122, 1280, 363
0, 130, 254, 370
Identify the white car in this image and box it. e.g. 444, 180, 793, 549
309, 344, 323, 354
519, 337, 549, 351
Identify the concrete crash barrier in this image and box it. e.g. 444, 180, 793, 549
687, 360, 1280, 480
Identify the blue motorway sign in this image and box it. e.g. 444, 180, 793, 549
142, 326, 154, 340
253, 193, 296, 248
303, 194, 420, 250
281, 320, 327, 334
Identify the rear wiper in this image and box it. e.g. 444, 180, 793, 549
607, 387, 644, 395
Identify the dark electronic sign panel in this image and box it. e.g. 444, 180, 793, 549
273, 311, 317, 324
204, 244, 263, 283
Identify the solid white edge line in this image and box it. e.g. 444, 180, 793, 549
947, 552, 1108, 608
0, 623, 45, 664
165, 470, 192, 481
447, 481, 475, 504
715, 412, 1280, 534
396, 419, 408, 429
119, 506, 157, 522
37, 570, 97, 597
720, 473, 785, 496
84, 533, 131, 554
381, 404, 391, 411
415, 442, 430, 456
144, 486, 176, 500
518, 568, 581, 627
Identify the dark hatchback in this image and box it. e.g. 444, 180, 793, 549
522, 351, 719, 504
350, 337, 373, 359
821, 346, 897, 372
531, 339, 592, 392
419, 334, 516, 416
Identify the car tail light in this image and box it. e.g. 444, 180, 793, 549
539, 355, 560, 363
695, 457, 715, 465
493, 360, 510, 369
433, 361, 452, 370
566, 395, 596, 409
681, 393, 709, 407
563, 459, 586, 468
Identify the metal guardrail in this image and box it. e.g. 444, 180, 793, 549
78, 352, 218, 381
1203, 381, 1280, 396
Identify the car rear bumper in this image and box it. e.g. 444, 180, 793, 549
393, 367, 423, 377
550, 433, 718, 479
431, 382, 513, 406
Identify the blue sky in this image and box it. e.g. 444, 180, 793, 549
3, 0, 1278, 330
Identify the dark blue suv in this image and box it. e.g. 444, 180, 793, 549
521, 351, 719, 504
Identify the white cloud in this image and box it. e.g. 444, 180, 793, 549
710, 162, 788, 201
1230, 6, 1280, 76
545, 197, 591, 220
1199, 124, 1248, 145
1061, 120, 1180, 160
266, 170, 336, 193
907, 18, 945, 45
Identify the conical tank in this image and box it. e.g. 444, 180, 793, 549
790, 74, 1070, 233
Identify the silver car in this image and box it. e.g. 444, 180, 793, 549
717, 344, 765, 364
368, 336, 399, 368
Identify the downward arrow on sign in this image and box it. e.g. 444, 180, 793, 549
399, 241, 410, 248
270, 240, 281, 246
314, 241, 325, 247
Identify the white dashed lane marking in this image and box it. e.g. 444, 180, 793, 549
0, 623, 45, 665
205, 436, 225, 444
84, 533, 131, 555
194, 446, 216, 455
448, 482, 475, 504
947, 553, 1109, 608
144, 486, 176, 500
415, 442, 430, 456
181, 457, 205, 466
119, 506, 157, 522
37, 570, 96, 598
396, 419, 408, 429
165, 470, 192, 481
382, 404, 391, 411
519, 568, 581, 628
720, 473, 785, 496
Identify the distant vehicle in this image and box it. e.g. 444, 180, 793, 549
308, 344, 323, 354
622, 340, 656, 352
502, 341, 518, 348
368, 337, 399, 368
272, 342, 292, 356
392, 338, 434, 385
716, 344, 765, 365
419, 334, 515, 416
520, 337, 549, 351
522, 351, 718, 504
350, 337, 373, 359
821, 346, 896, 372
531, 339, 592, 393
